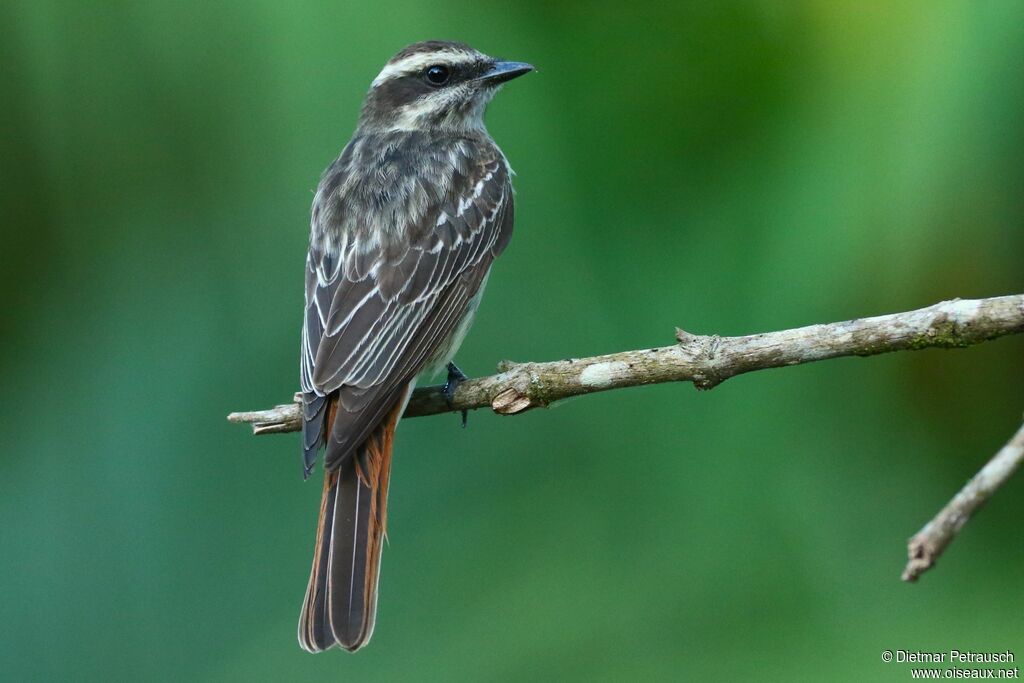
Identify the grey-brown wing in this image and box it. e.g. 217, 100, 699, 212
301, 157, 513, 474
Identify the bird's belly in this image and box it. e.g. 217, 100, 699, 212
420, 272, 490, 380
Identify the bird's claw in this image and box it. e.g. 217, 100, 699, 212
443, 362, 469, 428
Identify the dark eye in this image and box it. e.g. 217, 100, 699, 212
424, 64, 450, 86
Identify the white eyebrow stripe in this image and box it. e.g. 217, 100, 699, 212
372, 51, 478, 87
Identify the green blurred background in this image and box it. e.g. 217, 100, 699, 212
2, 2, 1023, 680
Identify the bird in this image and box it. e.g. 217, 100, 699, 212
297, 41, 533, 653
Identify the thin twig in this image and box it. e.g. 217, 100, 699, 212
228, 294, 1024, 433
902, 420, 1024, 582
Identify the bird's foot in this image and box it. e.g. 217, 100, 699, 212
443, 362, 469, 428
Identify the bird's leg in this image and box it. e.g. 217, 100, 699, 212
443, 362, 469, 428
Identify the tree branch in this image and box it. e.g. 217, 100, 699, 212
228, 293, 1024, 581
228, 294, 1023, 433
902, 419, 1024, 582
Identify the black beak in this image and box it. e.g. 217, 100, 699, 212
479, 60, 534, 85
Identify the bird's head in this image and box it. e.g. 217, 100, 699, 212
357, 41, 533, 134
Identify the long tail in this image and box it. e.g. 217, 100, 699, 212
298, 396, 403, 653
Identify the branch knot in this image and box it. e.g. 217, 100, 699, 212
691, 334, 726, 390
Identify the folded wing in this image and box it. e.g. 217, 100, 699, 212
300, 151, 514, 474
